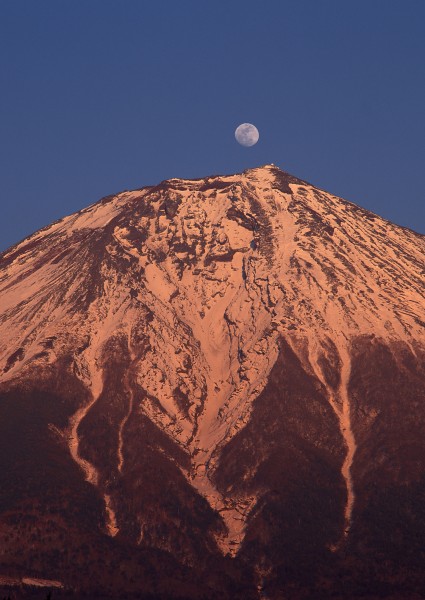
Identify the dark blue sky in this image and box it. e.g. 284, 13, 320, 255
1, 1, 424, 251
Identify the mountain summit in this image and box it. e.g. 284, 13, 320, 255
0, 165, 424, 599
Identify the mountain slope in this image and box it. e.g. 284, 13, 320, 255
0, 165, 424, 599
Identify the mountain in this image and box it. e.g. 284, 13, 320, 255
0, 164, 424, 599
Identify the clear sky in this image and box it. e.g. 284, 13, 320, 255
1, 1, 424, 251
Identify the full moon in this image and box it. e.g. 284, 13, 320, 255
235, 123, 259, 147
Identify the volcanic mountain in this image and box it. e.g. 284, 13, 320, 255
0, 165, 424, 599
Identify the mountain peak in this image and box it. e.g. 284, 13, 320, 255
1, 166, 423, 383
0, 167, 424, 597
243, 162, 278, 172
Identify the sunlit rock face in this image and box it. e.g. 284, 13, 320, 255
0, 164, 424, 599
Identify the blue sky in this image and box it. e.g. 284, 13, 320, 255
1, 0, 424, 251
